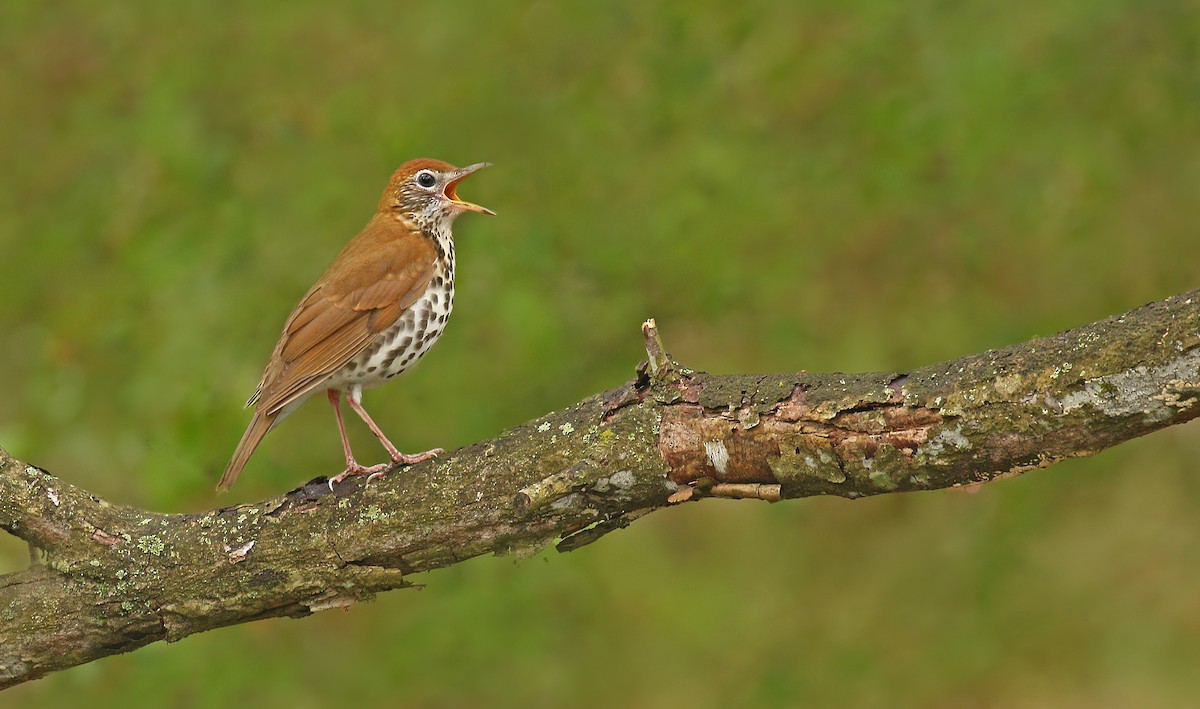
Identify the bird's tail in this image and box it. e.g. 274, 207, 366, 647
218, 411, 274, 491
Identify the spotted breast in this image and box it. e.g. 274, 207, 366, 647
330, 230, 455, 389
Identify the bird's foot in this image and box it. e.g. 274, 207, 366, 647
364, 448, 445, 485
328, 449, 445, 489
392, 447, 444, 466
328, 461, 389, 490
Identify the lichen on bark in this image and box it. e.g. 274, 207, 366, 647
2, 289, 1199, 688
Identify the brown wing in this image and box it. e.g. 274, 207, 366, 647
250, 215, 437, 416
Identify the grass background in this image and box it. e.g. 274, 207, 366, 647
3, 1, 1200, 706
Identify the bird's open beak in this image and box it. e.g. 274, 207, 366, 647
444, 162, 495, 215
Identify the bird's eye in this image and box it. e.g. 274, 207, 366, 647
415, 170, 437, 189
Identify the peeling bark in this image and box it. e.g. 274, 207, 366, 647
2, 290, 1199, 689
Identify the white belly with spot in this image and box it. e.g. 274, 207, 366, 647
325, 226, 456, 393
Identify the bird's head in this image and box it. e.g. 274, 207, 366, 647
381, 159, 493, 231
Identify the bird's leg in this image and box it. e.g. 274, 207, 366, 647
329, 389, 355, 466
327, 389, 387, 489
343, 390, 444, 483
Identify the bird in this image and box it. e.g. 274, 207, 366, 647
218, 159, 493, 491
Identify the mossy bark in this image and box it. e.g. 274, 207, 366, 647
3, 290, 1199, 689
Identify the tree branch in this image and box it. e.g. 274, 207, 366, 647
3, 290, 1199, 688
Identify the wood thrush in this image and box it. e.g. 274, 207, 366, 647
218, 159, 492, 491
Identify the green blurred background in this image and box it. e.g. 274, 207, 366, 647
3, 1, 1200, 706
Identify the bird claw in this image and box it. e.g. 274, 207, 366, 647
328, 462, 389, 491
